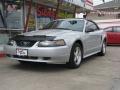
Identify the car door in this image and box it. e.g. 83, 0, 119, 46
105, 27, 114, 44
107, 26, 120, 44
113, 26, 120, 44
84, 20, 102, 55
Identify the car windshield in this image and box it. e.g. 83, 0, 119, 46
43, 20, 85, 32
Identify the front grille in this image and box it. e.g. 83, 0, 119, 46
16, 40, 36, 47
13, 55, 38, 60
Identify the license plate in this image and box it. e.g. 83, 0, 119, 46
16, 48, 28, 56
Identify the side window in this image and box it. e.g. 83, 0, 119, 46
86, 21, 99, 32
68, 20, 84, 31
114, 27, 120, 32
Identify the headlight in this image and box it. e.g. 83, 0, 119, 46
8, 40, 15, 46
38, 39, 66, 47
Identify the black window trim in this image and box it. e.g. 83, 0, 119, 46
85, 20, 100, 33
87, 20, 100, 30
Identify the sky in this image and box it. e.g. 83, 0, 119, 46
93, 0, 113, 5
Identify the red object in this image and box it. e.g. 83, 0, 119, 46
105, 26, 120, 44
37, 7, 55, 18
107, 32, 120, 44
0, 52, 5, 58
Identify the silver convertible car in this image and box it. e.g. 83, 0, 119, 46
4, 19, 106, 68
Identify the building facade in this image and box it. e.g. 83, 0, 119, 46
0, 0, 93, 53
87, 0, 120, 20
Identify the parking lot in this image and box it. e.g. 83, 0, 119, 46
0, 46, 120, 90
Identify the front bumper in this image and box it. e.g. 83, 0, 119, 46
4, 45, 70, 64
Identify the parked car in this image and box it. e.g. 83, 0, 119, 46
104, 26, 120, 45
4, 19, 106, 68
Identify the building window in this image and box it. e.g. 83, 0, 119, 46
117, 13, 120, 19
5, 0, 23, 29
37, 6, 55, 29
26, 3, 36, 31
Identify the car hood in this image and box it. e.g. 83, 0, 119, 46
22, 29, 77, 37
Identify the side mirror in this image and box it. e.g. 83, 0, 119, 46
85, 28, 94, 33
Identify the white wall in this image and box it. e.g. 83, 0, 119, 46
87, 13, 117, 20
0, 45, 4, 52
93, 19, 120, 29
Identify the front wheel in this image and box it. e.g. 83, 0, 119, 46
98, 41, 106, 56
67, 43, 83, 68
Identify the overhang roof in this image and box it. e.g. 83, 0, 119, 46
95, 0, 120, 10
27, 0, 91, 13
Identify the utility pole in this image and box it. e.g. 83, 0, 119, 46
24, 0, 33, 32
102, 0, 105, 3
1, 0, 7, 28
55, 0, 63, 19
23, 0, 25, 33
73, 5, 77, 18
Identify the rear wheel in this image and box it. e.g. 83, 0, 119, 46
67, 43, 83, 68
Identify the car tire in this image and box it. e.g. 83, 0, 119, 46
67, 43, 83, 69
98, 41, 106, 56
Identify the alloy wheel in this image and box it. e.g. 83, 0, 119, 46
74, 47, 82, 65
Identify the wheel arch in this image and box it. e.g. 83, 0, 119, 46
103, 37, 107, 44
72, 40, 84, 53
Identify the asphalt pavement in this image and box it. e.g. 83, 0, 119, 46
0, 46, 120, 90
